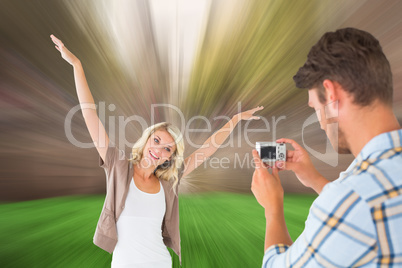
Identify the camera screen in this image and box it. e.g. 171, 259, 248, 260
260, 146, 276, 159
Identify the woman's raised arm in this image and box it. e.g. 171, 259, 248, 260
51, 35, 109, 161
182, 106, 263, 177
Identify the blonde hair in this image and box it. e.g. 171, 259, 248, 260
130, 122, 185, 191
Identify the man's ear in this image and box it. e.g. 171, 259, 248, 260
322, 79, 340, 119
323, 79, 337, 102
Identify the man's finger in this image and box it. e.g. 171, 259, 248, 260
262, 162, 271, 169
281, 161, 296, 171
252, 149, 264, 169
275, 161, 286, 170
272, 166, 279, 178
276, 138, 302, 150
287, 150, 294, 158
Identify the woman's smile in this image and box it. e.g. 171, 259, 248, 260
149, 150, 160, 160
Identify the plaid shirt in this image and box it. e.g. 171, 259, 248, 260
263, 129, 402, 267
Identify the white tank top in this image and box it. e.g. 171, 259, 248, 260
111, 178, 171, 268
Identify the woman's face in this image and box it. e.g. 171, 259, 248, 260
143, 129, 177, 167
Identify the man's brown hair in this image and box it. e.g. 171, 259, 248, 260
293, 28, 393, 106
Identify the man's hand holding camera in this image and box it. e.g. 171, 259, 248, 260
253, 138, 329, 199
251, 139, 329, 250
251, 150, 283, 213
275, 138, 329, 194
251, 149, 293, 250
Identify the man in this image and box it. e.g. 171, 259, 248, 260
251, 27, 402, 267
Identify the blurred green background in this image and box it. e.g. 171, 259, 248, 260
0, 193, 315, 267
1, 0, 402, 267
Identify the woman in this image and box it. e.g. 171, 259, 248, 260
51, 34, 263, 267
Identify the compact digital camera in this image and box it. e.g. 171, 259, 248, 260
255, 142, 286, 163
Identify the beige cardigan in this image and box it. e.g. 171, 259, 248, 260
93, 142, 182, 262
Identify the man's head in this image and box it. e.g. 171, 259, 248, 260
294, 28, 393, 154
294, 27, 393, 106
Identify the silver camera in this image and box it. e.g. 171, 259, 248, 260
256, 142, 286, 163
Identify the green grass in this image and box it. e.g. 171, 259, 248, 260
0, 193, 316, 267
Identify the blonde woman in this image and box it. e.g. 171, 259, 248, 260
51, 34, 263, 267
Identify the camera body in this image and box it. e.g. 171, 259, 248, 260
256, 142, 286, 164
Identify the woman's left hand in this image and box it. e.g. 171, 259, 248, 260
234, 106, 264, 121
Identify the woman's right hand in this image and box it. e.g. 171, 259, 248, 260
50, 34, 80, 66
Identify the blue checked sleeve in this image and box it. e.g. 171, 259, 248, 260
263, 244, 290, 267
262, 181, 377, 267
